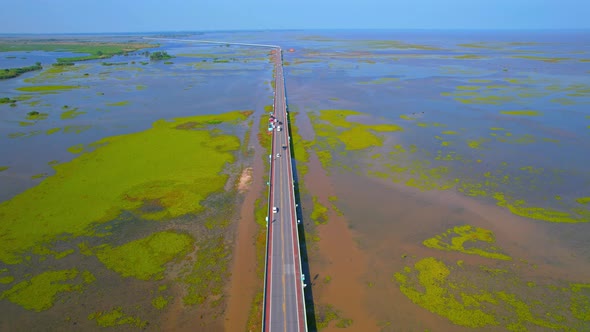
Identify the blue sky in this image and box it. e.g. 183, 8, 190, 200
2, 0, 588, 33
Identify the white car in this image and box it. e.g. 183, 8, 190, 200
272, 207, 278, 213
276, 153, 280, 158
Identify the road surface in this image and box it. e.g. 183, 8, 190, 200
263, 49, 307, 332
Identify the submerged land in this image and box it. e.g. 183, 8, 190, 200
1, 30, 590, 331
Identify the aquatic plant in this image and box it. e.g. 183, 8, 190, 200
311, 196, 329, 225
500, 110, 542, 116
423, 225, 511, 260
106, 101, 129, 107
60, 108, 86, 119
0, 62, 42, 80
95, 231, 194, 280
394, 257, 590, 330
16, 85, 83, 92
1, 269, 94, 311
88, 306, 147, 328
152, 296, 169, 309
394, 257, 498, 328
0, 111, 249, 264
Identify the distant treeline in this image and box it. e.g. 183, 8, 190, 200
0, 62, 42, 80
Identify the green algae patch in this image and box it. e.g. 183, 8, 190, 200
467, 138, 488, 149
400, 114, 416, 121
455, 95, 516, 105
26, 112, 48, 121
511, 55, 571, 63
395, 257, 590, 330
393, 257, 498, 328
60, 108, 86, 119
63, 124, 91, 134
494, 193, 590, 223
106, 101, 129, 107
442, 130, 458, 135
16, 85, 83, 92
312, 109, 403, 153
500, 110, 541, 116
0, 166, 8, 172
0, 111, 249, 264
311, 196, 329, 225
88, 307, 147, 328
576, 197, 590, 205
1, 269, 94, 312
95, 231, 194, 280
456, 85, 481, 91
152, 295, 169, 309
67, 144, 84, 154
337, 126, 382, 150
423, 225, 511, 260
0, 276, 14, 284
136, 85, 146, 91
46, 127, 61, 135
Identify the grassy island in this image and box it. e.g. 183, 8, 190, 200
0, 62, 42, 80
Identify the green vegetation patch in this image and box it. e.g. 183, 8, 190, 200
88, 307, 147, 328
454, 55, 486, 59
500, 110, 542, 116
311, 196, 329, 225
455, 95, 516, 105
26, 111, 48, 121
576, 197, 590, 205
95, 231, 194, 280
394, 257, 590, 330
106, 101, 129, 107
152, 295, 169, 309
1, 269, 95, 311
149, 51, 173, 61
181, 236, 230, 305
0, 166, 8, 172
16, 85, 83, 92
511, 55, 571, 63
423, 225, 511, 260
311, 109, 403, 152
60, 108, 86, 119
24, 64, 90, 83
0, 111, 249, 264
394, 257, 498, 328
494, 193, 590, 223
0, 62, 42, 80
315, 304, 352, 329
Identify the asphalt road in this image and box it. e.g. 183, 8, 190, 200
264, 49, 306, 332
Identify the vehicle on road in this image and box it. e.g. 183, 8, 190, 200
276, 153, 280, 158
282, 145, 287, 150
272, 206, 278, 213
277, 126, 282, 132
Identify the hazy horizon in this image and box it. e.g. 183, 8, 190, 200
2, 0, 588, 34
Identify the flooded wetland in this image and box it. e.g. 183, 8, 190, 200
1, 30, 590, 331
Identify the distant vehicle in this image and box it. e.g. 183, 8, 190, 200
282, 145, 287, 150
273, 206, 278, 213
276, 153, 280, 158
277, 126, 282, 132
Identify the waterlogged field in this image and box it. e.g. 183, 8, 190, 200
279, 31, 590, 331
2, 30, 590, 331
0, 35, 273, 330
